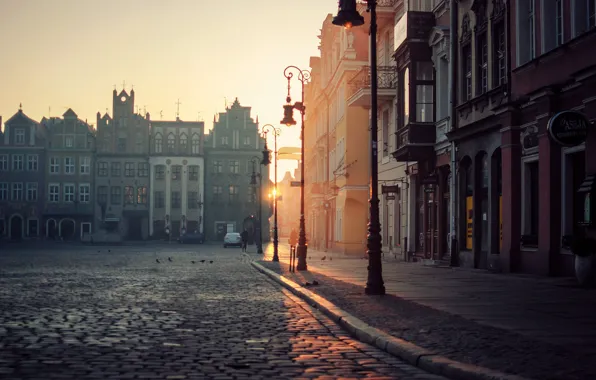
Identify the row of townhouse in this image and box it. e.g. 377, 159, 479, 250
304, 0, 596, 277
0, 90, 271, 242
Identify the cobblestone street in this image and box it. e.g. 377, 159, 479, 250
0, 244, 444, 380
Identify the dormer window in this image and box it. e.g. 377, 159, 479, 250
65, 136, 74, 148
221, 136, 229, 146
15, 129, 25, 145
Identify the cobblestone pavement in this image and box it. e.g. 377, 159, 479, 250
0, 244, 445, 380
258, 244, 596, 380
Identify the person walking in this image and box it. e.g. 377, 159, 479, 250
241, 229, 249, 253
289, 228, 298, 250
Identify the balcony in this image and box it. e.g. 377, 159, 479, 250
358, 0, 397, 28
392, 122, 435, 162
347, 66, 397, 108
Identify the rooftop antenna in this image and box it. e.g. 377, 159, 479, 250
224, 97, 228, 109
197, 112, 202, 121
175, 99, 182, 119
160, 110, 164, 120
48, 106, 51, 117
143, 105, 147, 115
19, 103, 22, 111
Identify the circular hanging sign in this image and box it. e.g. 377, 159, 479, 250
547, 111, 591, 147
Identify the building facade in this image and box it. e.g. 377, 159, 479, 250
276, 170, 301, 238
0, 108, 47, 240
41, 109, 96, 240
148, 118, 205, 238
95, 88, 151, 240
304, 14, 371, 255
203, 98, 271, 241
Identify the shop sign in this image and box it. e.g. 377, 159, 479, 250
547, 111, 591, 147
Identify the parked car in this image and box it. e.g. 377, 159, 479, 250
179, 231, 204, 244
223, 232, 242, 248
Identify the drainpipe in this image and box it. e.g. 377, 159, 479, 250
449, 0, 459, 266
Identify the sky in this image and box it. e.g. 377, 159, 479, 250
0, 0, 339, 180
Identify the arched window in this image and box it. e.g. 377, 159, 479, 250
154, 134, 162, 153
167, 133, 175, 153
180, 133, 188, 152
191, 134, 200, 155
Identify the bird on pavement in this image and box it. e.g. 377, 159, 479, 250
156, 259, 161, 264
108, 249, 111, 252
329, 257, 332, 261
200, 259, 205, 263
209, 260, 213, 264
168, 257, 172, 262
313, 280, 319, 286
191, 261, 196, 264
321, 256, 326, 261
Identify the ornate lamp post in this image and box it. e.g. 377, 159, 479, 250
332, 0, 385, 295
260, 124, 280, 261
281, 66, 310, 271
250, 156, 264, 253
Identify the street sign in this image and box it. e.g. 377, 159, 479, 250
385, 195, 396, 200
548, 110, 590, 147
382, 185, 399, 194
290, 181, 301, 187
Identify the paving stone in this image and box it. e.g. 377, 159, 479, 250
0, 244, 445, 379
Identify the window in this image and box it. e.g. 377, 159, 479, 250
167, 134, 175, 153
171, 165, 181, 180
15, 128, 25, 145
154, 134, 162, 153
65, 135, 74, 148
477, 33, 488, 94
0, 183, 7, 201
97, 186, 108, 204
80, 157, 91, 174
137, 162, 149, 177
0, 155, 7, 171
382, 109, 389, 157
415, 62, 434, 122
12, 154, 23, 171
543, 0, 564, 52
192, 134, 200, 154
135, 132, 143, 154
213, 160, 223, 173
171, 191, 181, 208
221, 136, 229, 146
11, 183, 23, 200
518, 0, 536, 64
124, 186, 134, 204
243, 136, 251, 145
229, 185, 239, 201
155, 165, 165, 179
79, 184, 90, 203
63, 184, 75, 203
523, 159, 539, 238
462, 44, 472, 101
110, 186, 121, 205
137, 186, 147, 204
213, 185, 222, 201
25, 155, 38, 171
555, 0, 563, 47
111, 162, 121, 176
188, 165, 199, 181
125, 162, 135, 177
188, 191, 198, 208
117, 138, 126, 152
98, 162, 108, 176
180, 133, 188, 152
248, 186, 255, 203
26, 182, 38, 202
64, 157, 75, 174
119, 118, 127, 128
229, 160, 239, 174
154, 191, 165, 208
573, 0, 596, 37
49, 184, 60, 202
493, 21, 506, 87
402, 68, 410, 126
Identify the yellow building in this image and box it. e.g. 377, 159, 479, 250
304, 14, 371, 255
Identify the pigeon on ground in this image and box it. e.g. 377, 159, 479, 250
312, 280, 319, 286
321, 256, 326, 261
329, 257, 332, 261
303, 282, 312, 287
108, 249, 111, 252
168, 257, 172, 262
200, 260, 205, 263
156, 259, 161, 263
209, 260, 213, 264
191, 261, 196, 264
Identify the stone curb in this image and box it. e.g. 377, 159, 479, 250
250, 260, 531, 380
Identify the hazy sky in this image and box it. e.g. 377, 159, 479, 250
0, 0, 340, 179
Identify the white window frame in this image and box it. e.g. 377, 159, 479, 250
27, 154, 38, 171
516, 0, 536, 66
50, 157, 60, 174
0, 155, 8, 171
80, 222, 92, 239
79, 183, 90, 203
64, 157, 75, 175
63, 183, 75, 203
0, 182, 7, 201
49, 183, 60, 203
11, 182, 23, 201
15, 128, 25, 145
26, 182, 38, 202
191, 135, 200, 154
80, 156, 91, 175
521, 153, 539, 241
561, 144, 585, 254
12, 154, 24, 171
154, 134, 163, 153
65, 135, 74, 148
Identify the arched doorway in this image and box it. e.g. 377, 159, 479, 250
59, 219, 76, 240
9, 214, 24, 240
46, 219, 57, 239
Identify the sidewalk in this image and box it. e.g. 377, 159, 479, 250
257, 243, 596, 380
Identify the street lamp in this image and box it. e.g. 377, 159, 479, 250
333, 0, 385, 295
250, 156, 264, 253
260, 124, 281, 262
282, 66, 310, 271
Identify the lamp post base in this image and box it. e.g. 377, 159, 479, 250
257, 246, 263, 254
296, 244, 308, 271
272, 233, 279, 262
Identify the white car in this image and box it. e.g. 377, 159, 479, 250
223, 232, 242, 248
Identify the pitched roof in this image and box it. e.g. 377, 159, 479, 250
5, 109, 38, 126
63, 108, 78, 118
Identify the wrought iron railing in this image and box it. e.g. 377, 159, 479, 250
348, 66, 397, 99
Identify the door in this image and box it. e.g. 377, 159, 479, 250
216, 222, 227, 241
10, 215, 23, 240
127, 217, 143, 240
81, 222, 91, 239
60, 219, 75, 240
